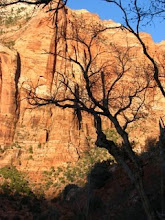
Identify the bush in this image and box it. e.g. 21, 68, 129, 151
5, 16, 18, 26
0, 166, 32, 196
42, 147, 113, 193
3, 40, 15, 49
38, 143, 42, 149
104, 128, 120, 144
28, 146, 33, 154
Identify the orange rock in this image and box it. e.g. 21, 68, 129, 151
0, 6, 164, 175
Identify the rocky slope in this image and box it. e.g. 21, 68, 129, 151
0, 3, 164, 182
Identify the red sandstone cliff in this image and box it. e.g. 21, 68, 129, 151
0, 5, 164, 175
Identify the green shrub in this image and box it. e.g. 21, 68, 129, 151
5, 16, 17, 26
38, 143, 42, 149
0, 147, 5, 153
42, 147, 114, 193
25, 13, 31, 21
28, 155, 34, 160
3, 40, 15, 49
14, 142, 21, 148
0, 16, 3, 25
104, 128, 120, 143
0, 166, 32, 195
45, 180, 53, 190
28, 146, 33, 154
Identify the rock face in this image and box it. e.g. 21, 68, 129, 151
0, 5, 164, 174
0, 6, 97, 173
0, 46, 20, 144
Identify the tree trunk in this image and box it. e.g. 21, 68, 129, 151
95, 128, 158, 219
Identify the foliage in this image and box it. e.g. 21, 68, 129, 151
25, 12, 31, 21
0, 16, 3, 25
42, 148, 114, 193
12, 142, 21, 149
38, 143, 42, 148
0, 7, 31, 28
5, 16, 15, 25
104, 128, 121, 144
0, 143, 22, 154
28, 155, 34, 160
28, 146, 33, 154
0, 147, 5, 153
3, 40, 15, 49
0, 166, 32, 196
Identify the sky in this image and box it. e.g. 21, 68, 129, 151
67, 0, 165, 43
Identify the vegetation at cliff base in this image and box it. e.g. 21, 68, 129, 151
42, 147, 114, 193
0, 166, 32, 196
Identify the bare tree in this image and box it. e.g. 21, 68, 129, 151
105, 0, 165, 98
1, 0, 164, 219
25, 15, 157, 218
0, 0, 68, 9
103, 2, 165, 219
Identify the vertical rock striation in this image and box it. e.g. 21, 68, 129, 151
0, 6, 164, 172
0, 46, 20, 145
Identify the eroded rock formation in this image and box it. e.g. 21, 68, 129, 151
0, 45, 20, 144
0, 5, 164, 175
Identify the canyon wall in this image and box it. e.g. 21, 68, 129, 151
0, 5, 165, 174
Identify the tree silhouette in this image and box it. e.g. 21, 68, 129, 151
1, 0, 165, 219
26, 14, 157, 219
105, 0, 165, 98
